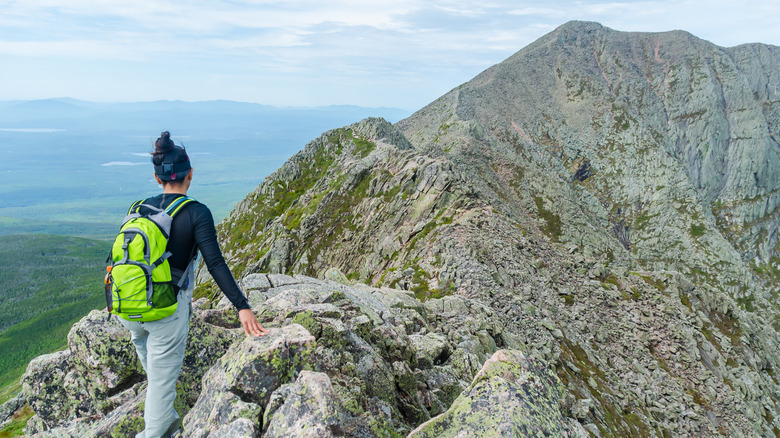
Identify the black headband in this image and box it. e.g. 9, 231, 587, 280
153, 151, 191, 181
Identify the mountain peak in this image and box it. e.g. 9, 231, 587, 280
554, 19, 606, 32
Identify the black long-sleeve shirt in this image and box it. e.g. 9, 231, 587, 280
141, 193, 250, 310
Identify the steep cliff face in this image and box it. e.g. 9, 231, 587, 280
400, 20, 780, 274
9, 21, 780, 438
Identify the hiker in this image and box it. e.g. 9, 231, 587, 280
112, 131, 269, 438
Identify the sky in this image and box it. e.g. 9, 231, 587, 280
2, 0, 779, 111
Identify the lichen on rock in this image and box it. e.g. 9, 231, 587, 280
408, 350, 582, 438
183, 323, 315, 436
18, 273, 520, 437
264, 370, 345, 437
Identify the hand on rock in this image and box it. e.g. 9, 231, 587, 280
239, 308, 270, 337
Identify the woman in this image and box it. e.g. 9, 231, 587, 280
119, 131, 269, 438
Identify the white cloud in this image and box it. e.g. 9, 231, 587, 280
2, 0, 421, 33
1, 0, 780, 108
508, 7, 565, 17
208, 34, 311, 52
0, 39, 127, 58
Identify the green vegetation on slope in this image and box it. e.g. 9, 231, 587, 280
0, 405, 33, 438
534, 196, 562, 241
218, 126, 379, 277
0, 234, 109, 403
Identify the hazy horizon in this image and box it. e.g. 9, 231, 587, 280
0, 97, 413, 111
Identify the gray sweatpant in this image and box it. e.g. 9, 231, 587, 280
120, 288, 191, 438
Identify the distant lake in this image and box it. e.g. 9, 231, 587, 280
0, 128, 67, 133
101, 161, 147, 166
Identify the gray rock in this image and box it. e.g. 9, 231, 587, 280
572, 398, 593, 420
267, 273, 302, 287
183, 324, 315, 436
408, 350, 568, 437
209, 418, 258, 438
323, 267, 351, 285
21, 310, 143, 429
264, 371, 345, 438
409, 332, 450, 368
240, 273, 272, 291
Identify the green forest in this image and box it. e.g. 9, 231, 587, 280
0, 234, 109, 403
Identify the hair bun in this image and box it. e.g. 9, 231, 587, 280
154, 131, 175, 155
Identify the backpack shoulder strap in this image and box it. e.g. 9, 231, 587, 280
120, 200, 147, 227
166, 196, 196, 218
126, 200, 143, 215
168, 197, 199, 290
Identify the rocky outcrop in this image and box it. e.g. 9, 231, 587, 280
21, 311, 142, 433
18, 304, 238, 437
262, 370, 345, 438
0, 393, 26, 430
409, 349, 584, 437
17, 274, 529, 436
183, 324, 316, 437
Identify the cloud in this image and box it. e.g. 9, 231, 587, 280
5, 0, 777, 61
508, 6, 566, 17
0, 39, 128, 58
1, 0, 780, 109
3, 0, 420, 34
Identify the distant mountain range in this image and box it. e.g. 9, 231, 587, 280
0, 98, 410, 125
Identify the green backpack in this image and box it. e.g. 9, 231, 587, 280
106, 196, 195, 321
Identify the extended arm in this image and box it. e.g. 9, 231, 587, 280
192, 206, 249, 309
192, 205, 269, 336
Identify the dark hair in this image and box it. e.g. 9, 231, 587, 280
151, 131, 191, 182
152, 131, 180, 164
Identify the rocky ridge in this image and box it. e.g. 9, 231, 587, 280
15, 273, 578, 437
209, 21, 780, 437
210, 115, 778, 436
6, 20, 780, 438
